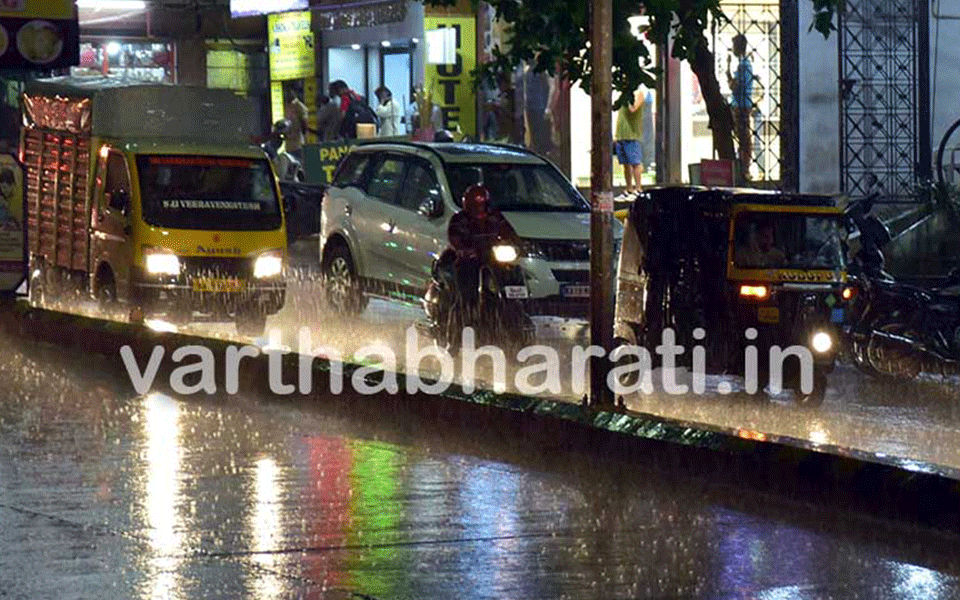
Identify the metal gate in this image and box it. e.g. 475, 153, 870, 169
838, 0, 930, 202
713, 0, 784, 186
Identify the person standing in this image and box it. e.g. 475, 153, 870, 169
727, 34, 754, 181
283, 85, 309, 161
374, 86, 404, 137
613, 89, 645, 199
316, 94, 342, 141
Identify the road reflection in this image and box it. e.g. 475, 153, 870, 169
141, 393, 184, 600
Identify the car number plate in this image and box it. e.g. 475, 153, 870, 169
504, 285, 529, 299
192, 277, 244, 293
757, 306, 780, 323
562, 284, 591, 298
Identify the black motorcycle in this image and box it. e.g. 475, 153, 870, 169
844, 194, 960, 378
422, 236, 535, 355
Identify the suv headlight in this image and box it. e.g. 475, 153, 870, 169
253, 251, 284, 278
144, 248, 181, 275
493, 244, 519, 263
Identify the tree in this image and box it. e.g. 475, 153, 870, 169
423, 0, 839, 166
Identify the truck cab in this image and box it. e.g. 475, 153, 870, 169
21, 78, 286, 336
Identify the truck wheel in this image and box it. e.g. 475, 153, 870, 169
94, 269, 118, 314
28, 269, 45, 307
235, 308, 267, 338
323, 244, 366, 315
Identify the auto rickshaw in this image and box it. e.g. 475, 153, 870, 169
614, 186, 854, 403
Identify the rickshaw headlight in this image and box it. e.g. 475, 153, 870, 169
739, 284, 770, 300
493, 244, 519, 263
811, 331, 833, 354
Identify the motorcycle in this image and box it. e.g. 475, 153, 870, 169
844, 193, 960, 378
422, 235, 535, 355
261, 119, 305, 183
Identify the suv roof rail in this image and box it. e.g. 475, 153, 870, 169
351, 138, 548, 165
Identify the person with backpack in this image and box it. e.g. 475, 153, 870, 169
329, 80, 379, 139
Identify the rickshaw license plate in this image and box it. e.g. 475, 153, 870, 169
758, 306, 780, 323
192, 277, 244, 293
504, 285, 529, 299
562, 285, 591, 298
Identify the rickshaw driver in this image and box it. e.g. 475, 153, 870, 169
736, 219, 787, 268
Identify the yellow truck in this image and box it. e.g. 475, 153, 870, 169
20, 77, 286, 336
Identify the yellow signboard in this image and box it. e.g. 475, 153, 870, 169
0, 0, 78, 69
0, 0, 73, 19
0, 154, 24, 293
424, 15, 477, 138
267, 11, 315, 81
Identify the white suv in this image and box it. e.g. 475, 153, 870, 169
319, 142, 621, 317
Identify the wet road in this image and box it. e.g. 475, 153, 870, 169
29, 274, 960, 474
3, 331, 960, 599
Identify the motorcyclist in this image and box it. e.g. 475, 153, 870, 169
445, 183, 517, 306
263, 119, 302, 182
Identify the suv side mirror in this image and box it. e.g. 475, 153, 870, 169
418, 195, 444, 219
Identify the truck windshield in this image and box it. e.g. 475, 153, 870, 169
445, 163, 589, 212
136, 155, 281, 231
733, 211, 845, 270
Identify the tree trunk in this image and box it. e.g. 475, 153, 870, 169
687, 35, 737, 165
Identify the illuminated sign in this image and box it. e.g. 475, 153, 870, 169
268, 10, 315, 81
231, 0, 308, 18
424, 16, 477, 138
0, 0, 79, 70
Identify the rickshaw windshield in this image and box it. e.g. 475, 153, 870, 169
733, 211, 845, 270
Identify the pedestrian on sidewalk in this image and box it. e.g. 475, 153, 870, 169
614, 89, 646, 200
283, 84, 309, 161
727, 34, 754, 181
316, 94, 342, 141
374, 86, 404, 137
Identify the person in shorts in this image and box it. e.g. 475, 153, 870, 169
614, 90, 646, 199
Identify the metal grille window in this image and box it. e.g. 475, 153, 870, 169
712, 0, 783, 186
839, 0, 930, 202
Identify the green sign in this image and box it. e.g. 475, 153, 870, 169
303, 141, 356, 184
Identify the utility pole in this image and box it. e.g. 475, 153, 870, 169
589, 0, 615, 408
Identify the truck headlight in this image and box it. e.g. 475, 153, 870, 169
493, 245, 518, 263
253, 251, 284, 278
144, 249, 180, 275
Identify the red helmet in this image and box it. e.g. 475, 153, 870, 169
462, 184, 490, 218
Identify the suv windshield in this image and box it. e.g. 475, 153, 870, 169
733, 211, 845, 270
445, 163, 588, 212
136, 155, 281, 231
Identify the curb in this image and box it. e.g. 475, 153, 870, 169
3, 300, 960, 532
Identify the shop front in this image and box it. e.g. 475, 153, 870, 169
317, 0, 424, 129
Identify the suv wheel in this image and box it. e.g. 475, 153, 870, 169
324, 244, 366, 315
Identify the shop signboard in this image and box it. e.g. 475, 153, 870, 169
0, 154, 24, 294
268, 11, 315, 81
0, 0, 79, 70
424, 16, 477, 139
